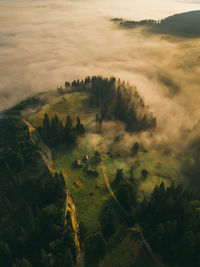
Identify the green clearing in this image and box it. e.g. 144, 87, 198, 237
29, 91, 97, 127
28, 90, 177, 230
29, 91, 109, 230
53, 137, 110, 231
27, 90, 178, 266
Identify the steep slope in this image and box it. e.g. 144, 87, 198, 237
24, 119, 81, 261
0, 116, 79, 266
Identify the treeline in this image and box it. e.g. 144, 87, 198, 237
112, 11, 200, 38
38, 114, 85, 147
0, 117, 76, 267
98, 169, 200, 267
68, 76, 156, 132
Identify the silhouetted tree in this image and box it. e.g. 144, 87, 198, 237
75, 116, 85, 135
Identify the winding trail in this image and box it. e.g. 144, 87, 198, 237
129, 224, 165, 267
100, 159, 128, 216
92, 127, 128, 216
25, 118, 165, 267
93, 122, 165, 267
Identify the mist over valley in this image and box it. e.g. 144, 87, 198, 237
1, 1, 200, 267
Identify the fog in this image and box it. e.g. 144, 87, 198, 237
1, 0, 200, 150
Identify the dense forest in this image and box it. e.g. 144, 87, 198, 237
38, 114, 85, 147
98, 170, 200, 267
3, 76, 156, 134
139, 183, 200, 266
112, 10, 200, 38
0, 117, 76, 267
1, 76, 200, 267
68, 76, 156, 132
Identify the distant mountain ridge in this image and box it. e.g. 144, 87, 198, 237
112, 10, 200, 37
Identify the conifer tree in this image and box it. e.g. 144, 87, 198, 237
76, 116, 85, 135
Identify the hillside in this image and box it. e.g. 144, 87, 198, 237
1, 76, 200, 267
0, 117, 78, 266
112, 10, 200, 37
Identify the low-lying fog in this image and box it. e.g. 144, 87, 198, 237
1, 0, 200, 149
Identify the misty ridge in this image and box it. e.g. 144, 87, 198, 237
1, 0, 200, 189
3, 73, 200, 194
1, 2, 200, 266
112, 10, 200, 37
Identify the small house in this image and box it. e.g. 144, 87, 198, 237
74, 159, 82, 168
82, 154, 89, 162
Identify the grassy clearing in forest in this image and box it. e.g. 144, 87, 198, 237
28, 90, 176, 230
29, 91, 97, 127
53, 136, 110, 231
27, 89, 179, 266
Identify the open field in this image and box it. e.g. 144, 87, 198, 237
29, 91, 97, 128
28, 90, 177, 230
26, 89, 181, 266
53, 138, 110, 230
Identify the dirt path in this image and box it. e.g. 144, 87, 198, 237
100, 160, 128, 216
92, 128, 128, 215
129, 225, 165, 267
93, 122, 165, 267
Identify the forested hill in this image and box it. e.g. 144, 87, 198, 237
112, 10, 200, 38
3, 76, 156, 134
70, 76, 156, 132
1, 76, 200, 267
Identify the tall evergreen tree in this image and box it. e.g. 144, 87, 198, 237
43, 113, 50, 131
76, 116, 85, 135
65, 115, 73, 132
42, 113, 50, 142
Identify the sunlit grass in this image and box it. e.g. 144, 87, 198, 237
28, 90, 178, 231
53, 136, 110, 230
29, 91, 97, 127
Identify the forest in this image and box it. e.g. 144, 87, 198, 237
38, 113, 85, 147
0, 76, 200, 267
69, 76, 156, 132
0, 117, 77, 267
112, 10, 200, 37
96, 170, 200, 267
1, 0, 200, 265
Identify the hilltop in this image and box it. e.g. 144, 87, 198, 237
112, 10, 200, 38
1, 76, 200, 267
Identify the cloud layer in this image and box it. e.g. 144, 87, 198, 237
1, 0, 200, 151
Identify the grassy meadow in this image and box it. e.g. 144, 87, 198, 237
26, 90, 179, 266
28, 90, 176, 230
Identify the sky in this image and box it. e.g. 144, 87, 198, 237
0, 0, 200, 150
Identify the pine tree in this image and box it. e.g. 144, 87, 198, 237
76, 116, 85, 135
50, 115, 60, 144
65, 115, 73, 131
43, 113, 50, 130
113, 169, 124, 188
42, 113, 50, 142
